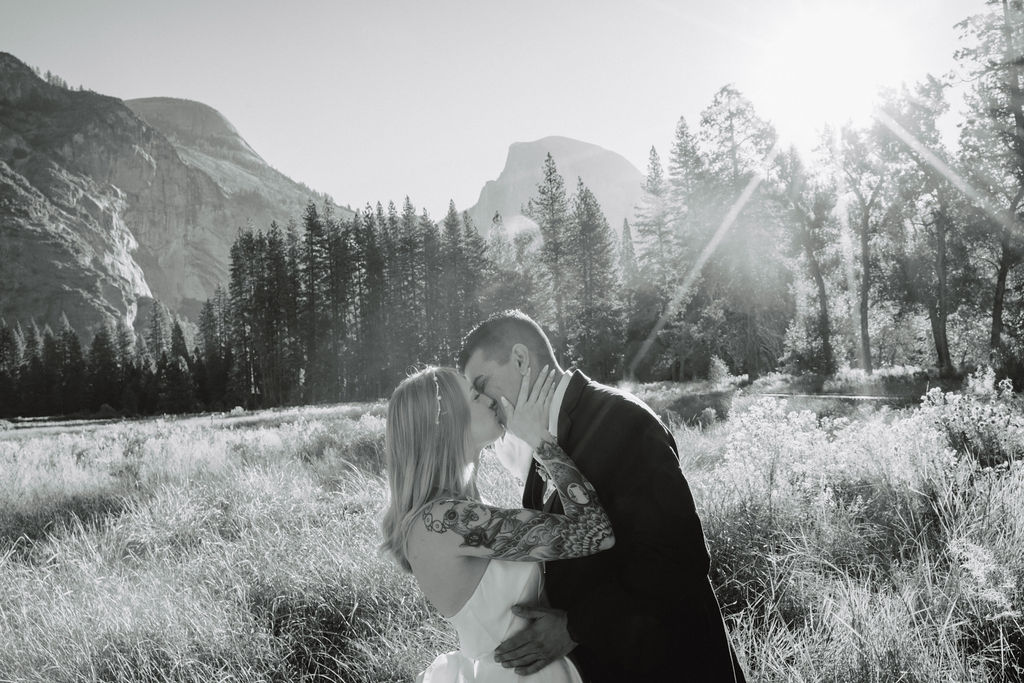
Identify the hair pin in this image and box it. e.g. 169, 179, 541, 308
432, 371, 442, 425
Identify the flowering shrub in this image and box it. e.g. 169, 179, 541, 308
921, 382, 1024, 469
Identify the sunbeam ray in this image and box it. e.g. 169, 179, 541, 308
873, 107, 1017, 235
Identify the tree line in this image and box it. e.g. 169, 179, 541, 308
197, 174, 628, 409
0, 175, 620, 417
0, 307, 194, 418
2, 1, 1023, 418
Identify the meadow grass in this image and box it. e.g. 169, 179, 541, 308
0, 387, 1021, 682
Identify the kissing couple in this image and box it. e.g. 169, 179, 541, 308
381, 310, 746, 682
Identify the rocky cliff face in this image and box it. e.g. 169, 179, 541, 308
117, 95, 353, 322
467, 136, 644, 236
0, 157, 150, 337
124, 96, 351, 232
0, 52, 350, 337
0, 54, 155, 336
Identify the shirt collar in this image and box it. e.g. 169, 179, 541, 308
548, 371, 573, 438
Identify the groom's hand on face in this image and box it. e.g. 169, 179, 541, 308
494, 605, 575, 675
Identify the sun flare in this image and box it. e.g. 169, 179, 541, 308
749, 2, 911, 150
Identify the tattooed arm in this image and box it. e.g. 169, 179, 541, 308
422, 437, 614, 561
422, 365, 614, 561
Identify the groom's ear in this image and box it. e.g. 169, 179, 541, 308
510, 343, 530, 376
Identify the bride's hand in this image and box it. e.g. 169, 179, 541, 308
499, 364, 556, 451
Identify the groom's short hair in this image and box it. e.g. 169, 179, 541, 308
457, 310, 556, 372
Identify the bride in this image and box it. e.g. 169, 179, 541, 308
381, 364, 615, 682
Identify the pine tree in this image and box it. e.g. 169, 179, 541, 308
700, 85, 777, 185
168, 316, 197, 413
616, 218, 650, 380
322, 211, 353, 400
353, 207, 387, 398
57, 315, 86, 414
197, 300, 218, 371
155, 352, 172, 413
420, 209, 444, 363
227, 231, 261, 407
381, 200, 402, 388
461, 211, 487, 327
666, 115, 710, 281
480, 211, 524, 313
138, 351, 160, 414
146, 300, 171, 362
524, 154, 575, 357
440, 200, 465, 362
41, 325, 61, 415
284, 219, 305, 400
0, 321, 22, 375
114, 319, 141, 414
692, 85, 791, 379
634, 146, 678, 293
0, 321, 17, 418
566, 179, 623, 380
300, 201, 329, 401
158, 354, 194, 414
115, 319, 135, 372
629, 146, 692, 380
19, 321, 45, 416
197, 293, 229, 410
393, 197, 423, 366
667, 116, 706, 224
487, 212, 512, 268
21, 321, 40, 363
510, 229, 544, 320
619, 219, 639, 286
170, 320, 191, 368
256, 222, 296, 405
87, 323, 120, 410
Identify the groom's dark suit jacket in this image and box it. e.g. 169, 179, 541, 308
524, 371, 745, 683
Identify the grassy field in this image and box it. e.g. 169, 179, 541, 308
0, 378, 1022, 682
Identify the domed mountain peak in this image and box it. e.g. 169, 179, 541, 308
126, 97, 263, 166
468, 136, 644, 236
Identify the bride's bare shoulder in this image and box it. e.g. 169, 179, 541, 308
405, 498, 472, 569
407, 519, 490, 617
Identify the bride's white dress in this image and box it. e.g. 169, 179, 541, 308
416, 560, 583, 683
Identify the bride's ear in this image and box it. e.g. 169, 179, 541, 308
511, 343, 529, 376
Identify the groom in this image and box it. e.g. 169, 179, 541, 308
458, 310, 745, 683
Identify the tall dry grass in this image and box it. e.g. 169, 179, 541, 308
0, 384, 1021, 682
0, 407, 459, 682
684, 382, 1024, 682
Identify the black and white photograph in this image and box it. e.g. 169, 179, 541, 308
1, 1, 1022, 681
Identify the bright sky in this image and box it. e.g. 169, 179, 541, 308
2, 0, 982, 218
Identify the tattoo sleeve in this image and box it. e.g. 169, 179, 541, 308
422, 439, 615, 561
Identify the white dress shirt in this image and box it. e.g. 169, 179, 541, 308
490, 370, 572, 486
548, 370, 572, 438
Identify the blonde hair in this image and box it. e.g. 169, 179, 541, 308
380, 367, 480, 572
